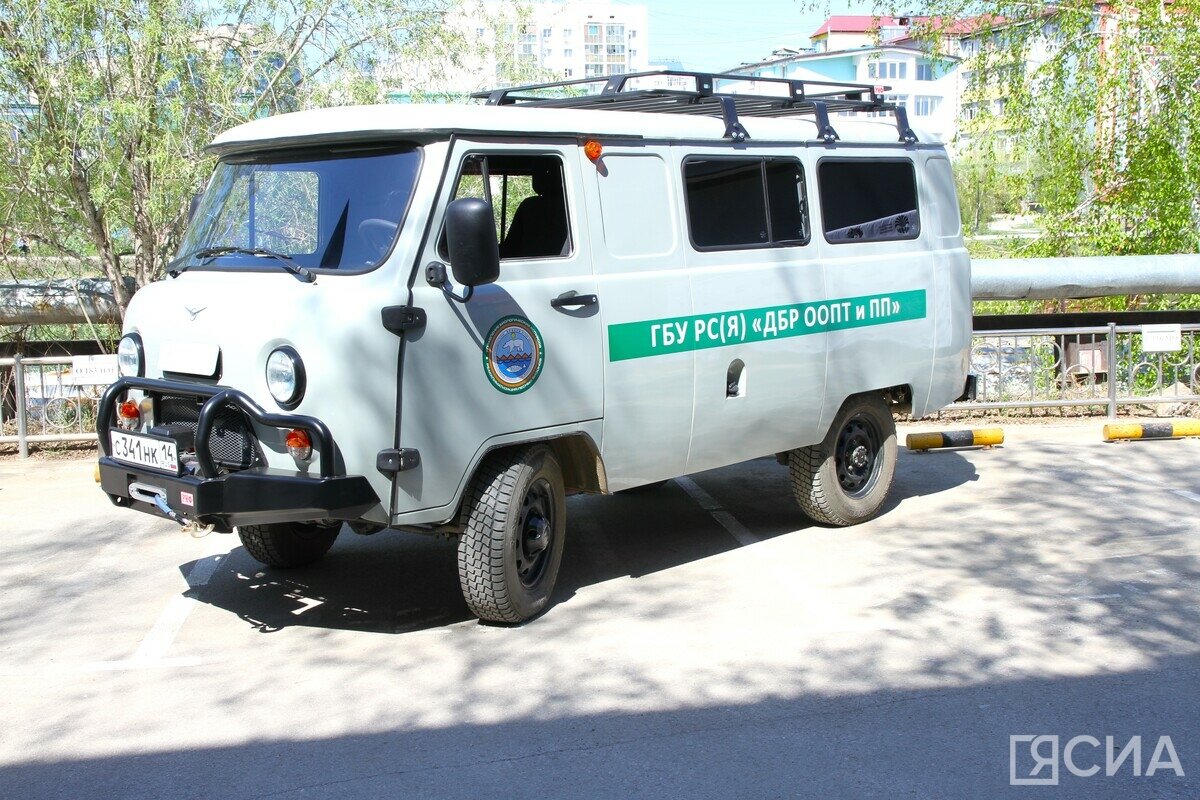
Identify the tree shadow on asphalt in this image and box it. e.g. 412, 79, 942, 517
11, 442, 1200, 800
2, 654, 1196, 800
180, 450, 978, 635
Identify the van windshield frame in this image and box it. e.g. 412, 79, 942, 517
175, 143, 423, 276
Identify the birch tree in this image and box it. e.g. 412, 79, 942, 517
0, 0, 468, 318
897, 0, 1200, 255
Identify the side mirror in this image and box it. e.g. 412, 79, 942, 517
445, 197, 499, 288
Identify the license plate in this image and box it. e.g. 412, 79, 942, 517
109, 430, 179, 473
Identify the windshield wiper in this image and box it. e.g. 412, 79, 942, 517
167, 246, 315, 282
166, 246, 225, 276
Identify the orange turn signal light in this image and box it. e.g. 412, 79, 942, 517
117, 399, 141, 430
584, 139, 603, 162
286, 428, 313, 461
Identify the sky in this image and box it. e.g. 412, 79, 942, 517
629, 0, 882, 72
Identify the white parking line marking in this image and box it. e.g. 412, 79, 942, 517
131, 596, 198, 664
1079, 547, 1193, 562
131, 537, 232, 664
674, 476, 760, 547
186, 552, 227, 587
1076, 454, 1200, 504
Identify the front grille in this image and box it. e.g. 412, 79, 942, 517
158, 394, 264, 472
158, 395, 200, 427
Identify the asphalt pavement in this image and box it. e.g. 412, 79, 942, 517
1, 422, 1198, 799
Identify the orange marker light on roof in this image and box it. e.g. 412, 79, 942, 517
584, 139, 603, 162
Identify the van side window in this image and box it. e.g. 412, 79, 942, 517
438, 154, 571, 260
683, 157, 809, 250
818, 160, 920, 244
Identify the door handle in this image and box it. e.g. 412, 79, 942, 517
551, 292, 598, 309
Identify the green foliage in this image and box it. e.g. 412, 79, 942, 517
973, 299, 1043, 315
908, 0, 1200, 257
0, 0, 465, 316
823, 0, 1200, 312
954, 152, 1026, 234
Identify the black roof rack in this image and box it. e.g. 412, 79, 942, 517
471, 70, 917, 144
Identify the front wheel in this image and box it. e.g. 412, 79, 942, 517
788, 394, 897, 526
458, 445, 566, 623
238, 521, 341, 568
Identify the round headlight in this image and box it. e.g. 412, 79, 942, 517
266, 347, 305, 408
117, 334, 143, 378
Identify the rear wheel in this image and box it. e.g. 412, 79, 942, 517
458, 445, 566, 623
789, 394, 896, 526
238, 521, 341, 568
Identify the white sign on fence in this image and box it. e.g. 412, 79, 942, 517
68, 355, 119, 385
1141, 324, 1183, 353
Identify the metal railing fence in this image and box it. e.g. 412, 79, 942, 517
948, 323, 1200, 417
4, 324, 1199, 457
1, 356, 105, 457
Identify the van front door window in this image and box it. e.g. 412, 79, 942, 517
441, 154, 571, 261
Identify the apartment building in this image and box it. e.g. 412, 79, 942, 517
527, 0, 649, 80
727, 34, 960, 141
809, 15, 912, 52
386, 1, 649, 100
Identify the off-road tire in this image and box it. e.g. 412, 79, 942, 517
238, 521, 341, 568
789, 393, 897, 526
457, 444, 566, 623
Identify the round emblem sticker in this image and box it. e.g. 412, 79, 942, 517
484, 316, 545, 394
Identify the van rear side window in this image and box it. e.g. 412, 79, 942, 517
818, 160, 920, 244
683, 157, 809, 250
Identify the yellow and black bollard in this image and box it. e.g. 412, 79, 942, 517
1103, 420, 1200, 442
906, 428, 1004, 451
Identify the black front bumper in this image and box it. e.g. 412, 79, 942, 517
98, 377, 379, 530
98, 458, 378, 530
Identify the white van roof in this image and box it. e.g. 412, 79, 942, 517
208, 103, 939, 156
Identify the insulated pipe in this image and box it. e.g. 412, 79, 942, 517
971, 255, 1200, 300
0, 278, 133, 325
5, 258, 1200, 325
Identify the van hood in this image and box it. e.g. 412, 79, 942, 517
123, 271, 337, 410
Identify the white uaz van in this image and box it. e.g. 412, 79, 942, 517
98, 72, 972, 623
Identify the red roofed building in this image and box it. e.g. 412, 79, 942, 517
809, 15, 914, 52
808, 14, 1006, 54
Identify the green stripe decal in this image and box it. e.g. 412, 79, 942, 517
608, 290, 926, 362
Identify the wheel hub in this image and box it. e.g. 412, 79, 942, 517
515, 479, 554, 587
524, 517, 550, 554
849, 444, 869, 469
835, 416, 880, 496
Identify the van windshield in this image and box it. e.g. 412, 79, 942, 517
176, 145, 421, 273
